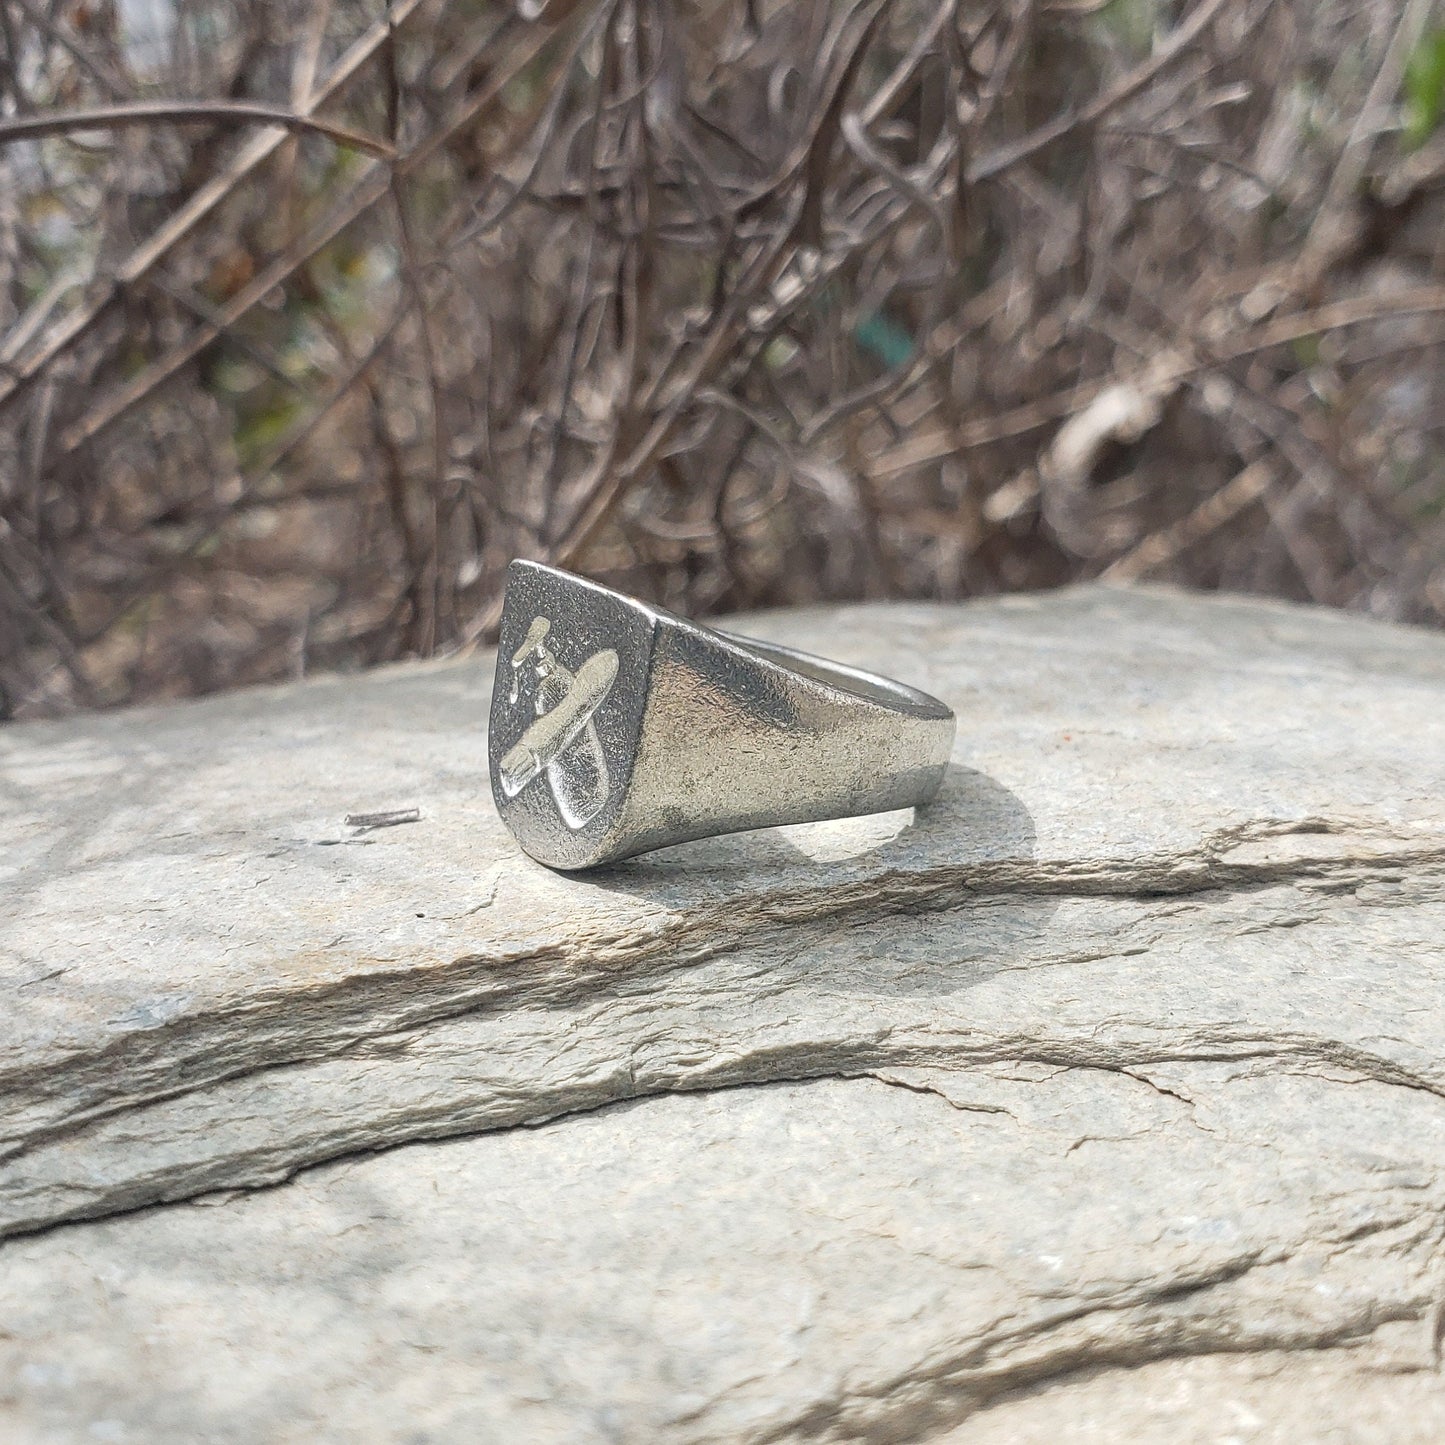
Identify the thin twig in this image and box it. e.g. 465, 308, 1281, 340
345, 808, 421, 830
1101, 461, 1276, 581
0, 100, 396, 158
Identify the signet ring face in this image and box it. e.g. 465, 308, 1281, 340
488, 562, 957, 871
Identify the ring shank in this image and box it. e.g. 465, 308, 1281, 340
717, 630, 955, 721
602, 614, 958, 865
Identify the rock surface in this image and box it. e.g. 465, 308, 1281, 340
1, 585, 1443, 1442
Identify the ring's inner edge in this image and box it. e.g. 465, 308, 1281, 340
714, 629, 952, 719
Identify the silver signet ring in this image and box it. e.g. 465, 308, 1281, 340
488, 561, 957, 870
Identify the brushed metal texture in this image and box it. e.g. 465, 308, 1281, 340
489, 561, 956, 869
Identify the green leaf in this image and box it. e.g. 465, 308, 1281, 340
853, 312, 914, 370
1094, 0, 1157, 57
1403, 25, 1445, 151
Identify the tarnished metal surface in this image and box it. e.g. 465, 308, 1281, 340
488, 562, 957, 869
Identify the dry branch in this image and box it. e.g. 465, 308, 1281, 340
0, 0, 1440, 717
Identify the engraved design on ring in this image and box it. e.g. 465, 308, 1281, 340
498, 616, 619, 830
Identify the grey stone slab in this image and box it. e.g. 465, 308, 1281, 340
2, 1070, 1443, 1443
0, 585, 1443, 1441
2, 587, 1441, 1237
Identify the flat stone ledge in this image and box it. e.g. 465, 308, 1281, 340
1, 585, 1443, 1442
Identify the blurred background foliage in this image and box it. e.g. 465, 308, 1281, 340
0, 0, 1442, 717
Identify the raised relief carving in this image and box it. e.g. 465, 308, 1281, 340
499, 616, 619, 830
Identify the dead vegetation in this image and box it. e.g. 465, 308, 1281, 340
0, 0, 1442, 717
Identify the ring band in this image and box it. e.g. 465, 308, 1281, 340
488, 561, 956, 870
